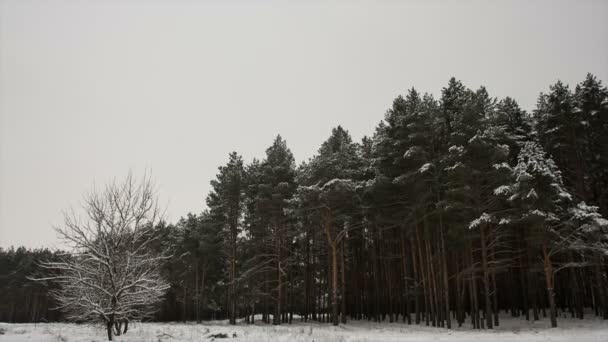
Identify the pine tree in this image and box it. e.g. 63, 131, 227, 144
253, 136, 297, 324
296, 126, 364, 325
573, 74, 608, 216
207, 152, 245, 325
496, 141, 574, 327
535, 81, 587, 200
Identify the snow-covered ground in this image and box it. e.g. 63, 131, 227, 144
1, 315, 607, 342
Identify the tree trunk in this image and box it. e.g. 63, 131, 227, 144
340, 241, 347, 324
423, 221, 437, 327
568, 252, 583, 319
469, 240, 480, 329
520, 237, 530, 321
492, 271, 499, 326
400, 231, 411, 324
438, 212, 451, 329
416, 224, 429, 326
411, 235, 420, 324
263, 272, 269, 323
195, 258, 200, 322
456, 259, 465, 327
386, 257, 394, 323
305, 225, 311, 322
594, 253, 608, 319
330, 243, 339, 325
114, 321, 123, 336
201, 266, 207, 321
371, 221, 381, 322
106, 319, 114, 341
491, 245, 499, 326
183, 286, 187, 322
275, 223, 283, 325
230, 212, 238, 325
324, 209, 339, 326
479, 224, 493, 329
542, 242, 557, 328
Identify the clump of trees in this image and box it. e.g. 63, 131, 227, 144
0, 247, 64, 322
8, 74, 608, 331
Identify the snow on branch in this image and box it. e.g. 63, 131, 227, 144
31, 173, 170, 340
469, 213, 494, 229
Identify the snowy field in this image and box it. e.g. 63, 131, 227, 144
1, 316, 608, 342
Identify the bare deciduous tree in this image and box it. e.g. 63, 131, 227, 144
32, 173, 170, 341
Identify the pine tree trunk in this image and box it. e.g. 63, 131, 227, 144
438, 213, 451, 329
183, 286, 187, 322
492, 271, 499, 326
195, 258, 200, 322
230, 213, 237, 325
312, 224, 318, 322
275, 223, 282, 325
416, 224, 429, 326
568, 253, 583, 319
386, 257, 394, 323
542, 242, 557, 328
201, 266, 207, 321
400, 231, 411, 324
324, 209, 339, 326
410, 236, 420, 324
372, 222, 381, 322
263, 271, 268, 323
469, 241, 480, 329
519, 237, 530, 320
331, 244, 339, 325
456, 259, 464, 327
424, 222, 437, 327
479, 224, 493, 329
340, 241, 347, 324
305, 225, 311, 322
491, 245, 499, 326
594, 253, 608, 319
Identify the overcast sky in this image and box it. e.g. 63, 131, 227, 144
1, 0, 607, 249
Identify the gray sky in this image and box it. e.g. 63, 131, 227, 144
1, 0, 607, 249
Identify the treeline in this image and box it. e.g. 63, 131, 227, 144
0, 247, 64, 322
3, 74, 608, 329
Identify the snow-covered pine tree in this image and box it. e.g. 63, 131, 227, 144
494, 140, 608, 327
535, 81, 587, 203
573, 74, 608, 217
